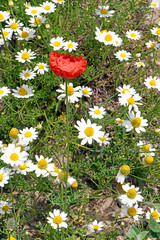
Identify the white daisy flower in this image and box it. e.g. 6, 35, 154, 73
1, 144, 28, 167
150, 0, 160, 8
89, 106, 106, 119
13, 160, 34, 175
116, 84, 136, 97
47, 209, 68, 229
118, 92, 142, 112
67, 176, 78, 188
137, 141, 156, 157
74, 118, 103, 145
121, 204, 144, 221
18, 127, 38, 144
50, 36, 64, 50
95, 27, 108, 42
29, 16, 46, 27
151, 27, 160, 36
0, 11, 10, 22
25, 6, 42, 16
112, 36, 123, 47
15, 49, 36, 63
2, 28, 13, 40
135, 61, 145, 68
144, 76, 160, 90
98, 133, 110, 146
53, 171, 78, 188
100, 31, 117, 46
146, 207, 160, 222
34, 62, 49, 74
12, 84, 34, 98
63, 40, 78, 52
56, 83, 82, 104
80, 86, 92, 97
115, 118, 125, 127
124, 111, 148, 134
0, 167, 12, 187
0, 86, 10, 99
0, 201, 12, 215
126, 30, 141, 40
145, 40, 160, 50
16, 27, 36, 41
115, 50, 131, 61
5, 18, 24, 32
119, 184, 143, 207
88, 220, 104, 231
116, 165, 130, 184
95, 5, 115, 18
142, 155, 154, 166
52, 0, 65, 4
19, 69, 36, 80
40, 1, 56, 14
34, 155, 54, 177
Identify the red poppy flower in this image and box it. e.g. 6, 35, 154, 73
49, 51, 87, 79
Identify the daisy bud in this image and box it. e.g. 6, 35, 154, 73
45, 24, 50, 29
136, 53, 141, 58
36, 122, 43, 129
120, 221, 125, 226
143, 156, 154, 166
75, 104, 79, 108
155, 128, 160, 133
9, 128, 19, 140
8, 1, 14, 6
37, 35, 41, 40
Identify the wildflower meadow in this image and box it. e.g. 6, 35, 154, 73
0, 0, 160, 239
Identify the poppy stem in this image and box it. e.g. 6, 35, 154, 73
64, 78, 69, 211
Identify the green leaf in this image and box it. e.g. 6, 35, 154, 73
137, 231, 149, 240
149, 216, 160, 233
127, 225, 140, 239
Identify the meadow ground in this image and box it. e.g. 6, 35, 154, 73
0, 0, 160, 239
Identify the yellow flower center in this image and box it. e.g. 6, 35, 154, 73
143, 156, 153, 165
9, 128, 19, 139
38, 64, 44, 69
130, 33, 136, 38
44, 5, 51, 10
0, 174, 4, 182
150, 43, 156, 48
53, 166, 60, 174
53, 216, 63, 224
127, 188, 137, 199
127, 97, 135, 105
3, 31, 9, 38
120, 53, 126, 58
122, 88, 130, 94
100, 30, 108, 34
94, 109, 101, 115
104, 34, 113, 42
7, 237, 16, 240
152, 3, 157, 6
2, 205, 9, 212
84, 127, 94, 137
150, 211, 159, 220
34, 18, 42, 25
67, 86, 74, 96
120, 165, 130, 176
15, 144, 25, 152
127, 207, 137, 217
99, 136, 106, 142
10, 22, 18, 29
101, 9, 108, 14
58, 171, 68, 182
0, 89, 4, 95
141, 144, 150, 152
31, 10, 38, 14
138, 62, 143, 66
21, 52, 30, 60
57, 0, 63, 1
71, 181, 78, 188
82, 89, 89, 95
54, 41, 61, 47
93, 224, 99, 230
21, 31, 29, 38
24, 72, 31, 77
149, 80, 156, 86
18, 163, 27, 170
131, 117, 141, 128
118, 119, 124, 124
0, 14, 4, 21
19, 88, 28, 96
24, 131, 32, 138
68, 43, 74, 48
38, 159, 48, 169
155, 28, 160, 35
10, 153, 19, 161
